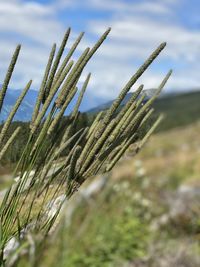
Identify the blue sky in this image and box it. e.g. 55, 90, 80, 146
0, 0, 200, 102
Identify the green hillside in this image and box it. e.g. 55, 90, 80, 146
153, 91, 200, 131
88, 90, 200, 132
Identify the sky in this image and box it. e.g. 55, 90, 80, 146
0, 0, 200, 102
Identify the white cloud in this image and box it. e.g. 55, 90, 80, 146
0, 1, 63, 46
88, 15, 200, 62
0, 0, 199, 103
0, 0, 72, 90
81, 0, 200, 98
58, 0, 177, 15
91, 0, 172, 15
0, 1, 53, 16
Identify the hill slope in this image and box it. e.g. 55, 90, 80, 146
88, 90, 200, 131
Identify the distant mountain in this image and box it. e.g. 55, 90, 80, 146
0, 89, 38, 122
87, 89, 166, 114
87, 89, 200, 132
152, 90, 200, 131
0, 89, 107, 122
2, 87, 200, 127
87, 89, 200, 114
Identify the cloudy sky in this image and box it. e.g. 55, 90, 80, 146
0, 0, 199, 102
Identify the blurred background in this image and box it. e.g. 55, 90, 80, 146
0, 0, 200, 266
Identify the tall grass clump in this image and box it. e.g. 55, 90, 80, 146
0, 27, 171, 266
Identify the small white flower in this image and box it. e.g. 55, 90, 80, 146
141, 198, 151, 207
133, 191, 142, 201
136, 167, 146, 177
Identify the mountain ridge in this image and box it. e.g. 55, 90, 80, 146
0, 88, 106, 122
1, 88, 200, 122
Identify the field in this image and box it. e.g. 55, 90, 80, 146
0, 88, 200, 266
0, 107, 200, 267
20, 120, 199, 267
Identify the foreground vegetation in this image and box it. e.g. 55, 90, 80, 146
29, 121, 199, 267
0, 27, 171, 266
